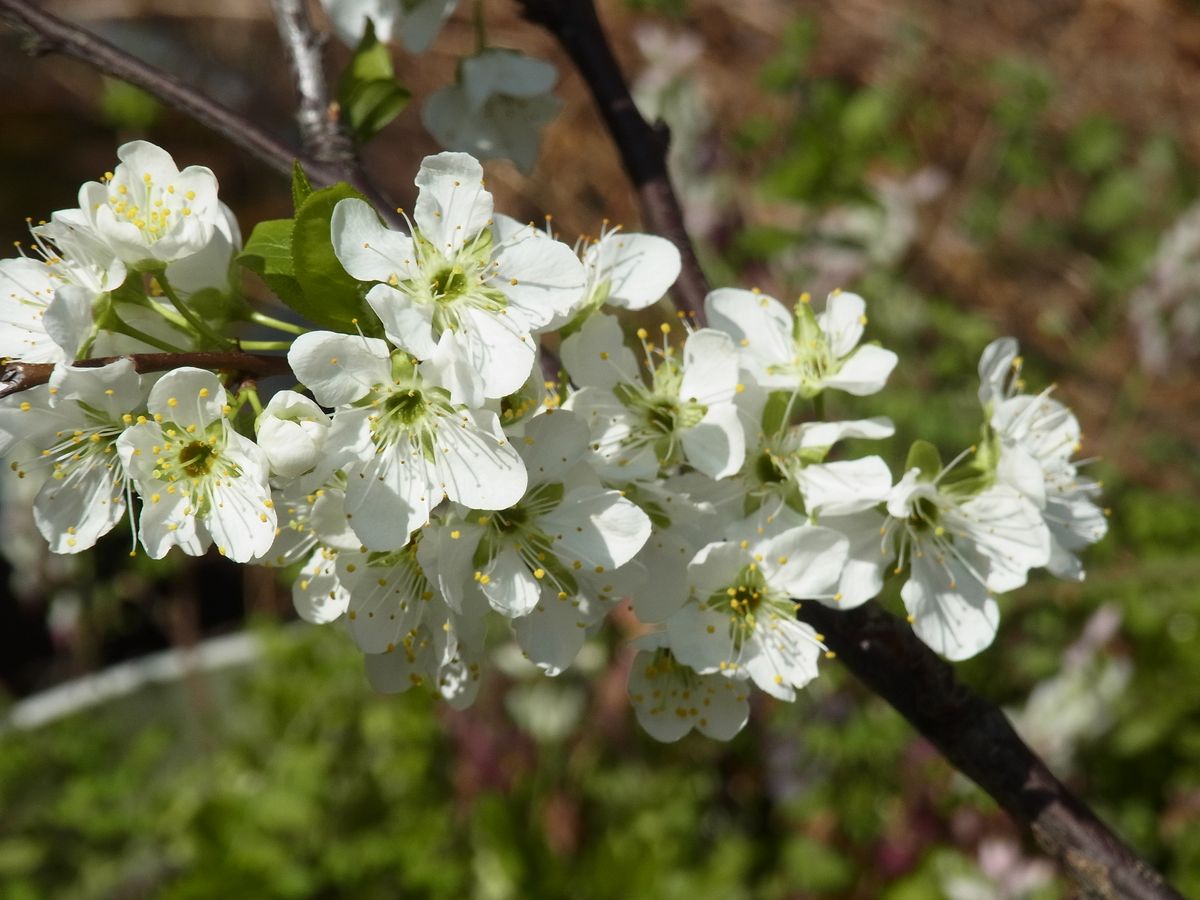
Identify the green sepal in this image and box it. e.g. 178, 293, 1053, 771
761, 390, 795, 437
905, 440, 943, 481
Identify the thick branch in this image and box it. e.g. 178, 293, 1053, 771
0, 0, 401, 226
516, 0, 709, 322
0, 352, 292, 400
269, 0, 356, 168
798, 600, 1183, 900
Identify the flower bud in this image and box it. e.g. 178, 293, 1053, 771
255, 390, 330, 478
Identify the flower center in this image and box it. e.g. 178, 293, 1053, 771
178, 440, 216, 477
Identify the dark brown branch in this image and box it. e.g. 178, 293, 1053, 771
0, 352, 292, 400
269, 0, 356, 168
0, 0, 401, 227
516, 0, 710, 323
798, 600, 1184, 900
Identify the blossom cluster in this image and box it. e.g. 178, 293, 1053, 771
0, 142, 1107, 741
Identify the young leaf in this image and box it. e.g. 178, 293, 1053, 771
337, 20, 410, 143
291, 183, 373, 331
291, 161, 314, 211
238, 218, 304, 309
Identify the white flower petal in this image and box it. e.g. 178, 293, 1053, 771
902, 551, 1000, 661
680, 403, 744, 480
586, 232, 680, 311
413, 152, 492, 252
823, 344, 898, 396
332, 198, 417, 283
288, 330, 391, 407
560, 312, 641, 391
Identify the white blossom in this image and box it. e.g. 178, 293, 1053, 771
0, 360, 143, 553
421, 410, 650, 673
627, 632, 749, 742
255, 390, 331, 479
117, 367, 276, 562
71, 141, 222, 269
563, 314, 745, 481
706, 288, 897, 397
321, 0, 458, 54
666, 504, 847, 700
883, 462, 1050, 660
332, 152, 585, 399
289, 330, 528, 549
423, 49, 561, 173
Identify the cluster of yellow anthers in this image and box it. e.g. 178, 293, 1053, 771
102, 170, 196, 237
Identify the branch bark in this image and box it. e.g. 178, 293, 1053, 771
269, 0, 356, 169
0, 352, 292, 400
798, 600, 1183, 900
516, 0, 710, 323
0, 0, 401, 226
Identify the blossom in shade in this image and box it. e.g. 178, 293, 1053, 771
627, 632, 749, 742
423, 49, 562, 173
117, 367, 276, 562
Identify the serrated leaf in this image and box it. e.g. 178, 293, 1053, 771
292, 161, 314, 211
291, 183, 373, 331
238, 218, 306, 309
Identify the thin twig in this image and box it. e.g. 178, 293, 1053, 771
0, 352, 293, 400
516, 0, 710, 323
798, 600, 1184, 900
0, 0, 402, 227
269, 0, 356, 169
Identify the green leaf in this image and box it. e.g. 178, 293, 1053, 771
342, 79, 411, 143
337, 20, 410, 143
291, 161, 313, 211
905, 439, 943, 480
238, 218, 304, 309
343, 20, 392, 83
291, 183, 373, 331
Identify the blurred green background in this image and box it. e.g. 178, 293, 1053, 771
1, 1, 1199, 897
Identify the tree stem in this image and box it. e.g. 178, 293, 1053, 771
0, 352, 293, 400
0, 0, 402, 228
798, 600, 1184, 899
516, 0, 709, 323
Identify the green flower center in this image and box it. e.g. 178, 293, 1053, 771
179, 440, 216, 477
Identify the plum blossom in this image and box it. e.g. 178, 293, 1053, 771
117, 368, 275, 562
423, 49, 562, 173
321, 0, 458, 54
666, 504, 848, 700
627, 632, 749, 742
562, 314, 745, 481
288, 330, 528, 549
883, 453, 1050, 661
70, 141, 222, 269
706, 288, 898, 397
332, 152, 585, 399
